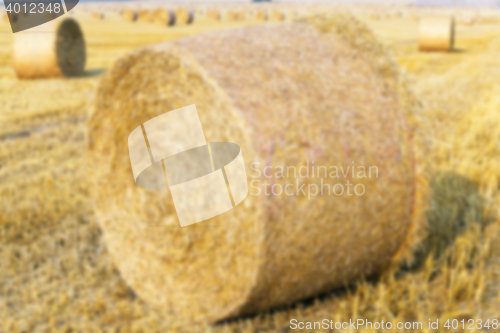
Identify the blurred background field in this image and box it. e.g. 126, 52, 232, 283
2, 0, 500, 332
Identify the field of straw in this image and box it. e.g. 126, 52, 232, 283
2, 2, 500, 332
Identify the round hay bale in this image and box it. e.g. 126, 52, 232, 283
13, 17, 85, 79
418, 17, 455, 52
206, 9, 221, 21
138, 10, 153, 23
175, 8, 194, 25
153, 8, 175, 26
88, 15, 418, 322
122, 9, 137, 22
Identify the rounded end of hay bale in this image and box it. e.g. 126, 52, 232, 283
88, 14, 419, 323
418, 16, 455, 52
122, 9, 137, 22
13, 17, 86, 79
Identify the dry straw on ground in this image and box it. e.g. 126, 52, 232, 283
12, 17, 86, 79
122, 8, 137, 22
175, 8, 194, 25
418, 16, 455, 52
87, 14, 425, 323
153, 8, 175, 26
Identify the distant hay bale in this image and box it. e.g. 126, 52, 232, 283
418, 16, 455, 52
175, 8, 194, 25
88, 14, 421, 322
206, 9, 221, 21
153, 8, 175, 26
92, 12, 104, 20
122, 9, 137, 22
13, 18, 86, 79
226, 10, 244, 21
270, 10, 286, 21
138, 9, 153, 23
255, 10, 268, 21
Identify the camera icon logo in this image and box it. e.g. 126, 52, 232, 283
128, 105, 249, 227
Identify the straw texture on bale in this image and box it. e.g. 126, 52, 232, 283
88, 15, 421, 322
175, 8, 194, 25
13, 18, 86, 79
419, 16, 455, 52
122, 9, 137, 22
153, 8, 175, 26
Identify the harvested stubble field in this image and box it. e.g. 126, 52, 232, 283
1, 5, 500, 333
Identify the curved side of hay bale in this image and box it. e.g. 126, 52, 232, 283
153, 8, 175, 26
175, 8, 194, 25
13, 18, 86, 79
88, 15, 417, 322
418, 16, 455, 52
122, 9, 137, 22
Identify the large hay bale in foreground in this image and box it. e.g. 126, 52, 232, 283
153, 8, 175, 26
88, 15, 419, 322
122, 9, 137, 22
13, 18, 86, 79
419, 16, 455, 52
175, 8, 194, 25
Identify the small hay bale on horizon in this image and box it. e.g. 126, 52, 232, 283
122, 8, 137, 22
206, 9, 221, 21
